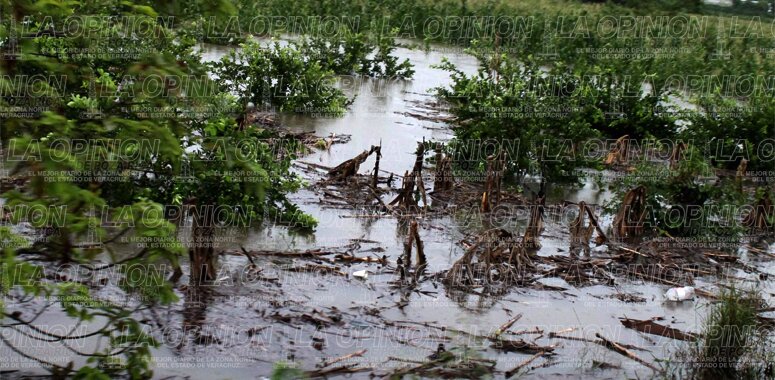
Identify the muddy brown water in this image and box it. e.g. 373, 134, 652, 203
2, 41, 773, 379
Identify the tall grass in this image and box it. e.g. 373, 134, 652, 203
670, 287, 773, 380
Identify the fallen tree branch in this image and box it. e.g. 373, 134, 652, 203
595, 333, 659, 372
505, 351, 548, 378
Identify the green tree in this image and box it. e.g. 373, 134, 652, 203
0, 0, 314, 376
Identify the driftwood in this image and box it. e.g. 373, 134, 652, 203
286, 264, 347, 277
547, 327, 577, 337
611, 186, 648, 239
619, 317, 697, 341
491, 315, 551, 358
494, 313, 523, 337
309, 145, 394, 211
334, 254, 387, 265
538, 255, 614, 286
505, 351, 550, 378
491, 338, 554, 354
594, 333, 659, 371
387, 348, 495, 378
285, 131, 351, 152
233, 247, 336, 258
320, 349, 367, 368
305, 364, 370, 377
328, 145, 380, 180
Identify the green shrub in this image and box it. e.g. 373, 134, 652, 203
212, 40, 352, 115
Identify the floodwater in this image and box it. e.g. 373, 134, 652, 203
165, 42, 732, 378
2, 40, 773, 379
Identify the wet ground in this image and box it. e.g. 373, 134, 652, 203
3, 41, 774, 379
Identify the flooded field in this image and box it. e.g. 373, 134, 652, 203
5, 0, 775, 379
131, 43, 773, 378
3, 36, 774, 380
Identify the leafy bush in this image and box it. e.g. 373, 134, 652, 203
212, 40, 352, 115
685, 94, 775, 173
435, 42, 685, 182
603, 146, 748, 238
295, 28, 414, 78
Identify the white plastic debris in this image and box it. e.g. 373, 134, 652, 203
665, 286, 695, 301
352, 270, 368, 279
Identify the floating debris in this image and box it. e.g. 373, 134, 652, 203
620, 317, 698, 341
352, 269, 368, 279
387, 346, 496, 378
594, 333, 660, 371
665, 286, 696, 302
328, 145, 381, 181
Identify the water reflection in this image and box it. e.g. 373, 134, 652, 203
179, 287, 215, 348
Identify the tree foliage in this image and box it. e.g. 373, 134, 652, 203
0, 0, 316, 377
212, 40, 352, 115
